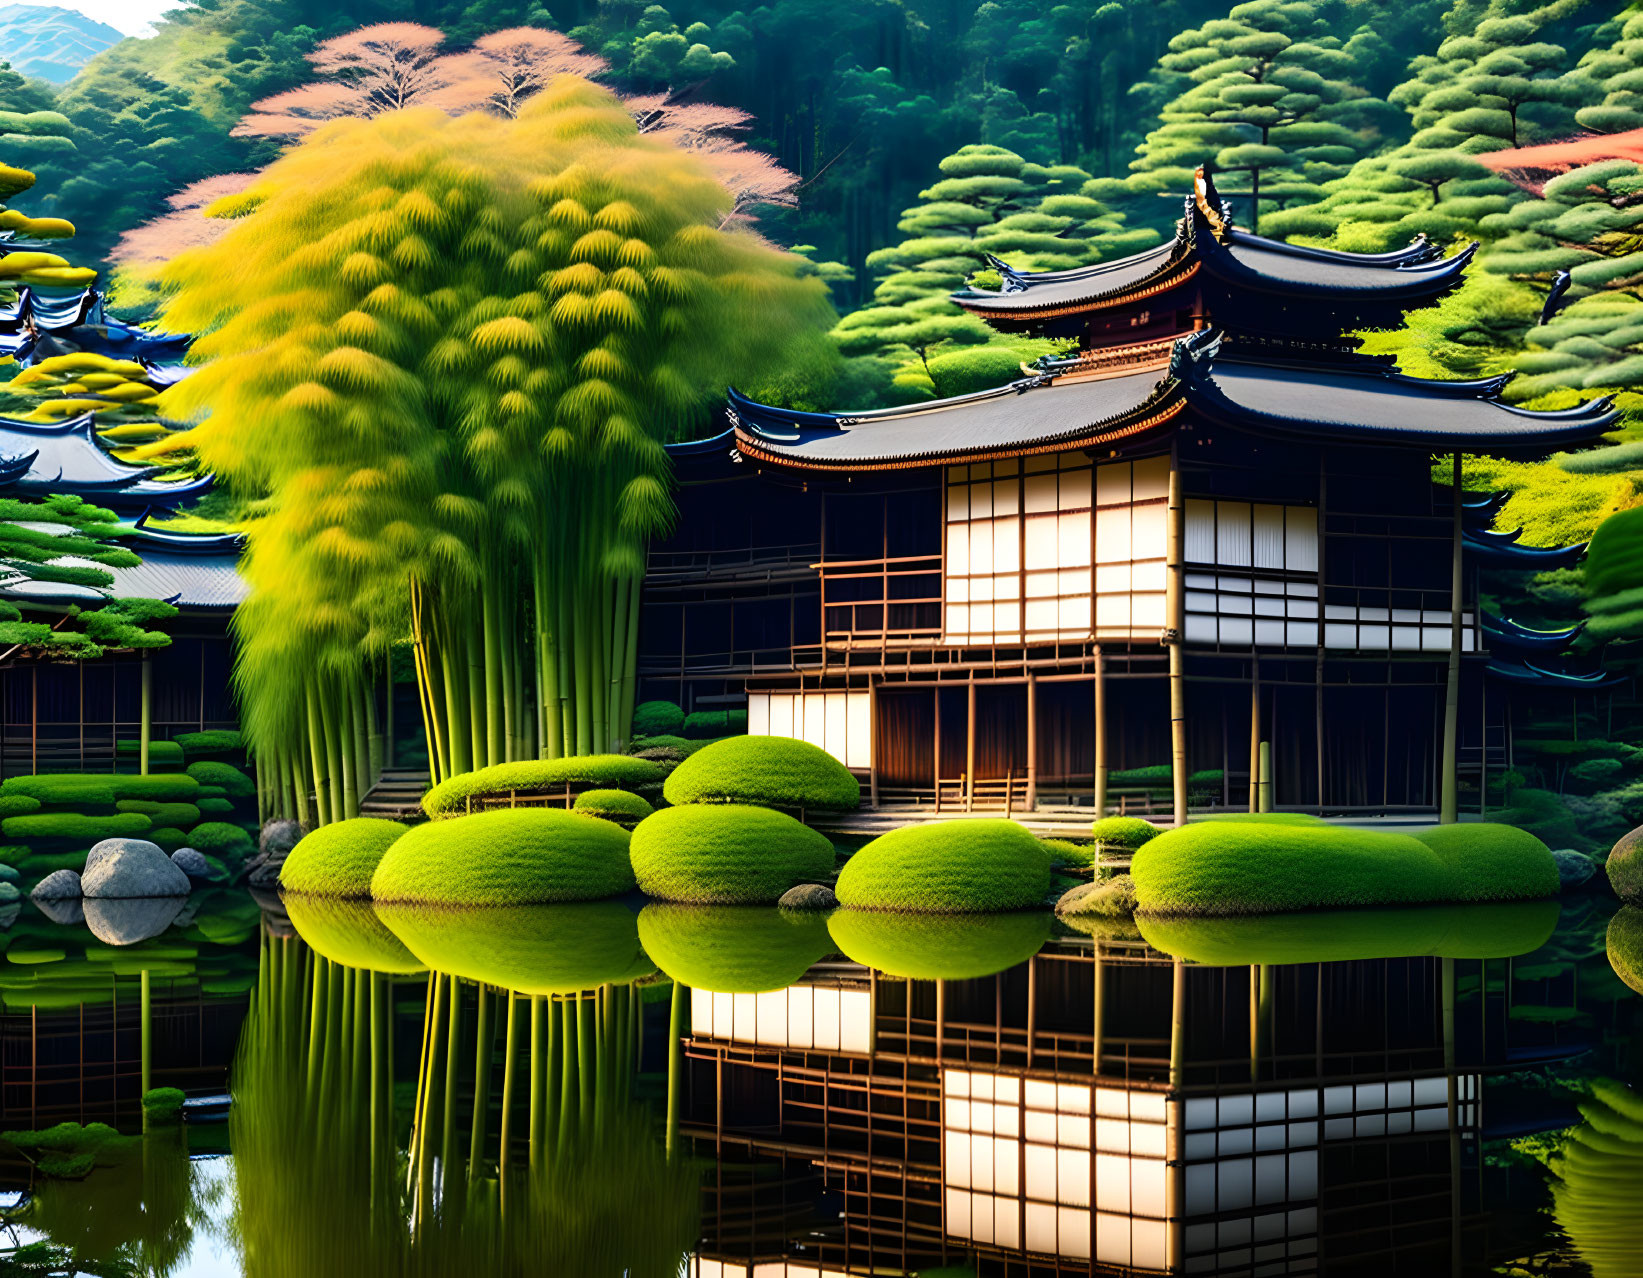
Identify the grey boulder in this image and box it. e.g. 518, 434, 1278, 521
82, 839, 190, 899
1553, 848, 1597, 891
172, 847, 214, 880
0, 882, 18, 904
778, 883, 838, 911
31, 868, 82, 901
83, 895, 185, 946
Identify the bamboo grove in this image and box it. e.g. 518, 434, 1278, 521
235, 917, 696, 1274
151, 78, 834, 818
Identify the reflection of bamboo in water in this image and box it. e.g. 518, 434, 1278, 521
666, 980, 687, 1159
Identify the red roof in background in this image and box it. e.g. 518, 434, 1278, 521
1477, 128, 1643, 185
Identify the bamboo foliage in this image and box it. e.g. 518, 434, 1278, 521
150, 79, 834, 812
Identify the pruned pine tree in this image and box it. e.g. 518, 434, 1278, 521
833, 143, 1155, 402
1573, 10, 1643, 135
1119, 0, 1391, 234
147, 80, 834, 821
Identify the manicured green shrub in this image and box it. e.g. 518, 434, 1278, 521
1608, 825, 1643, 906
148, 827, 188, 852
681, 709, 748, 739
1201, 812, 1325, 825
282, 818, 409, 898
632, 700, 685, 736
372, 808, 634, 906
1090, 816, 1159, 849
142, 1087, 186, 1124
0, 797, 40, 818
1138, 900, 1561, 965
573, 788, 655, 826
834, 820, 1052, 913
1412, 823, 1558, 902
827, 909, 1050, 979
197, 797, 235, 814
629, 804, 835, 904
184, 761, 254, 800
378, 901, 653, 994
1608, 907, 1643, 995
1503, 788, 1581, 848
116, 740, 185, 768
114, 801, 201, 828
1040, 838, 1094, 867
188, 822, 255, 860
0, 774, 200, 805
172, 730, 244, 757
421, 755, 665, 818
1130, 821, 1450, 916
1056, 874, 1137, 918
663, 736, 859, 810
630, 735, 697, 757
283, 895, 424, 974
1, 812, 151, 842
1108, 765, 1172, 786
637, 904, 833, 992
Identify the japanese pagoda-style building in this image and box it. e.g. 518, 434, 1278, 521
640, 171, 1615, 821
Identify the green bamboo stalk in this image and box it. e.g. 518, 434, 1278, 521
318, 684, 346, 826
577, 990, 594, 1131
528, 995, 546, 1168
441, 975, 461, 1199
306, 957, 327, 1096
306, 683, 331, 827
469, 985, 493, 1181
618, 577, 642, 747
499, 992, 517, 1183
666, 980, 687, 1159
482, 578, 505, 768
557, 994, 575, 1160
438, 627, 471, 777
466, 608, 487, 774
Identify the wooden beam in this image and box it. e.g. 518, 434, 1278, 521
1248, 655, 1260, 813
1440, 451, 1462, 824
1166, 458, 1187, 827
965, 676, 977, 812
932, 684, 942, 813
1093, 649, 1107, 817
868, 677, 880, 810
1025, 670, 1037, 811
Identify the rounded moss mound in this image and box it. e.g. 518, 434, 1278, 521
280, 818, 409, 899
0, 796, 40, 818
0, 774, 200, 805
662, 736, 859, 811
1130, 821, 1450, 916
1040, 838, 1093, 868
188, 822, 254, 860
1138, 900, 1559, 966
184, 761, 254, 799
637, 904, 833, 992
629, 804, 836, 904
827, 908, 1050, 980
1608, 825, 1643, 905
421, 755, 664, 818
573, 788, 655, 826
172, 730, 244, 758
834, 819, 1051, 913
371, 808, 634, 906
1412, 823, 1558, 902
632, 700, 685, 737
1089, 816, 1159, 850
283, 896, 424, 974
1609, 907, 1643, 996
378, 901, 653, 994
114, 801, 200, 828
2, 813, 152, 842
1201, 812, 1326, 825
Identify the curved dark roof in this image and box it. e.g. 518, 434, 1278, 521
729, 365, 1182, 471
1178, 331, 1619, 454
0, 550, 246, 611
725, 329, 1621, 470
1461, 527, 1588, 569
954, 239, 1190, 315
1486, 656, 1624, 689
1482, 613, 1585, 652
0, 414, 214, 512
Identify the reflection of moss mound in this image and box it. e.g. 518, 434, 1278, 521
1549, 1079, 1643, 1278
1058, 914, 1143, 943
371, 808, 633, 906
284, 896, 424, 974
630, 804, 835, 904
378, 901, 653, 994
280, 818, 408, 898
827, 908, 1050, 979
1412, 823, 1558, 902
835, 819, 1051, 913
638, 904, 833, 992
1138, 900, 1560, 965
663, 736, 860, 810
1132, 821, 1449, 916
1608, 826, 1643, 905
1608, 908, 1643, 996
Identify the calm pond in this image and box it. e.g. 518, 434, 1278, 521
0, 889, 1637, 1277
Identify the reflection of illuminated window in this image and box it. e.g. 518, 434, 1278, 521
748, 692, 871, 769
941, 1068, 1169, 1268
691, 986, 873, 1053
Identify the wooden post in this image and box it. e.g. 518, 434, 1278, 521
1093, 651, 1107, 817
1440, 451, 1463, 824
965, 676, 977, 812
1167, 460, 1187, 827
868, 677, 880, 810
1248, 657, 1261, 813
1258, 740, 1273, 814
932, 685, 942, 812
139, 653, 153, 777
1025, 671, 1037, 811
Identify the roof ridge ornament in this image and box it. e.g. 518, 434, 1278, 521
985, 254, 1031, 294
1192, 168, 1233, 238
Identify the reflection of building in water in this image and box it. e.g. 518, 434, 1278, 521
681, 941, 1523, 1277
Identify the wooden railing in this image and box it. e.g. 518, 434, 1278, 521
814, 553, 942, 647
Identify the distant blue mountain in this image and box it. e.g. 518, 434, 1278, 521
0, 4, 123, 84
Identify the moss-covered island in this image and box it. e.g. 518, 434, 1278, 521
1130, 820, 1558, 917
629, 803, 836, 904
834, 819, 1052, 913
279, 818, 408, 898
662, 736, 861, 810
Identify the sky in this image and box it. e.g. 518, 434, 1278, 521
10, 0, 180, 37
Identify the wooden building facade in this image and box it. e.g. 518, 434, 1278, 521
640, 172, 1616, 820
